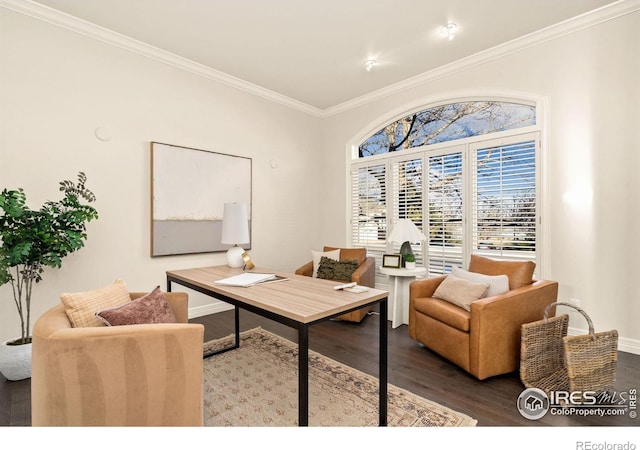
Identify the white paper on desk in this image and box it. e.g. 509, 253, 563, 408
345, 285, 369, 293
214, 273, 276, 287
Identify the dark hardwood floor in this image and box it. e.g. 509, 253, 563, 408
2, 307, 639, 427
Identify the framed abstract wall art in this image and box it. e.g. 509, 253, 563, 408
150, 142, 252, 256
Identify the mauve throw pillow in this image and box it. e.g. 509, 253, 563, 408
96, 286, 177, 326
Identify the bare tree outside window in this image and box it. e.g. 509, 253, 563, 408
358, 101, 535, 157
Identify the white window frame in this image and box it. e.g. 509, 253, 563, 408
348, 96, 546, 281
468, 133, 540, 266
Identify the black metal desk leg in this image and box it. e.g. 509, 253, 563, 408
234, 305, 240, 349
298, 326, 309, 426
379, 297, 388, 426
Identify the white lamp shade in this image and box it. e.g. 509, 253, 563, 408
221, 203, 250, 245
388, 219, 426, 244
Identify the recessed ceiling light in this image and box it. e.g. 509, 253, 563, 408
441, 23, 458, 40
364, 59, 376, 71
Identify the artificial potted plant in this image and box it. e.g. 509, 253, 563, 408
404, 253, 416, 270
0, 172, 98, 380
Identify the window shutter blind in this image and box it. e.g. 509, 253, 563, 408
426, 152, 464, 275
473, 140, 536, 262
350, 163, 387, 267
351, 130, 540, 278
391, 157, 424, 264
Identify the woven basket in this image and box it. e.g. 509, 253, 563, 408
520, 302, 618, 394
520, 308, 569, 394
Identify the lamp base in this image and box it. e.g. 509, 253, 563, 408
226, 246, 245, 268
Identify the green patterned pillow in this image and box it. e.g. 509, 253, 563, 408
316, 256, 359, 282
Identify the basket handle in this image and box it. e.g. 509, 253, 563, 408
544, 301, 595, 335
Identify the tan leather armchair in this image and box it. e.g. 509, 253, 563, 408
408, 255, 558, 380
295, 246, 375, 322
31, 292, 204, 426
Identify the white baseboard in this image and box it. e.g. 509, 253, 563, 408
568, 327, 640, 356
188, 302, 233, 319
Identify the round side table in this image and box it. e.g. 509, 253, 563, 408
379, 267, 427, 328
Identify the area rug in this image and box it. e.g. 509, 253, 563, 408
202, 327, 477, 427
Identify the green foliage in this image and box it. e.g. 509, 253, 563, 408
0, 172, 98, 344
404, 253, 416, 263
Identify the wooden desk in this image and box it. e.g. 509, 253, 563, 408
166, 265, 389, 426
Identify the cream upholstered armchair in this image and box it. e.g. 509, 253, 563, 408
31, 291, 204, 426
295, 246, 375, 322
409, 255, 558, 380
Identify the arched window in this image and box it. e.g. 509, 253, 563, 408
358, 101, 535, 157
350, 99, 541, 276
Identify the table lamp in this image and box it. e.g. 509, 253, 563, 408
388, 219, 426, 266
221, 202, 250, 268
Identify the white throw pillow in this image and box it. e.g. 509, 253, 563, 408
312, 249, 340, 277
452, 266, 509, 298
432, 275, 489, 312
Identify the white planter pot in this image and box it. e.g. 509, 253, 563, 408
0, 338, 32, 381
405, 262, 416, 270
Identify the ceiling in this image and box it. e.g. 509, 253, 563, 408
31, 0, 618, 111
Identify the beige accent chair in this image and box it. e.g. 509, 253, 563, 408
31, 292, 204, 426
295, 246, 375, 322
408, 255, 558, 380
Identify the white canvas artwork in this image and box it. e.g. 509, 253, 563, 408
151, 142, 252, 256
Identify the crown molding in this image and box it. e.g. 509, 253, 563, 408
0, 0, 325, 117
2, 0, 639, 118
323, 0, 640, 117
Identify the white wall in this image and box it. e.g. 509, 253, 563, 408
321, 11, 640, 352
0, 8, 322, 340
